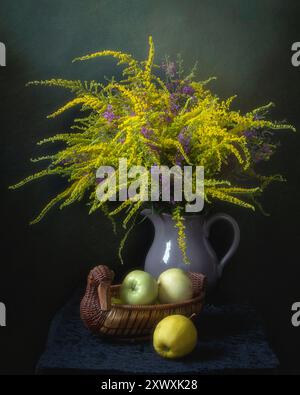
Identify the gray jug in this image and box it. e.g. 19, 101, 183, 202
142, 209, 240, 289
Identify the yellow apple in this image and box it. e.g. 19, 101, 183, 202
153, 315, 197, 359
157, 268, 193, 304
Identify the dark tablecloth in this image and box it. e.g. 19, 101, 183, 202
36, 290, 279, 374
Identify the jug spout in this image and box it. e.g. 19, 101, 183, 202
141, 208, 164, 229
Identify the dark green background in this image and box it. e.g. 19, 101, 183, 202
0, 0, 300, 373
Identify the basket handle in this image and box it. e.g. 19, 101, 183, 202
87, 265, 114, 311
98, 282, 112, 311
187, 272, 207, 296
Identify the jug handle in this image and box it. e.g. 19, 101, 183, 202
204, 213, 240, 278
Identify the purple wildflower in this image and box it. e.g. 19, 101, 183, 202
166, 82, 174, 92
178, 129, 191, 153
103, 112, 115, 122
148, 143, 160, 153
164, 114, 173, 123
170, 102, 180, 114
141, 127, 153, 139
103, 105, 116, 122
166, 80, 181, 93
243, 129, 257, 138
141, 128, 159, 153
175, 156, 183, 166
175, 129, 191, 165
170, 93, 180, 114
181, 85, 195, 96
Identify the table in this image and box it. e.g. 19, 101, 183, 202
36, 290, 279, 374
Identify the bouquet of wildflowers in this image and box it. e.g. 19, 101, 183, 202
10, 37, 295, 262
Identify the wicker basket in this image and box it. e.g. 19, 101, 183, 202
80, 265, 206, 340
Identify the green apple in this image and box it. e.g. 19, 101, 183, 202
158, 268, 193, 304
111, 297, 123, 305
120, 270, 158, 305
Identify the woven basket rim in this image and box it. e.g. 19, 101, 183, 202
110, 284, 205, 311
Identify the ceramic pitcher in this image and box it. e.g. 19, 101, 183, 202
142, 209, 240, 289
